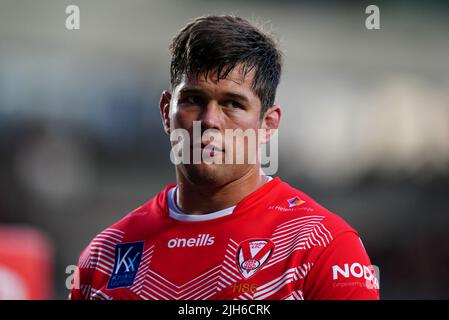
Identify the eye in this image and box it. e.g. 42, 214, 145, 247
224, 100, 243, 109
180, 95, 204, 106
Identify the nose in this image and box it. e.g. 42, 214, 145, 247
199, 101, 222, 130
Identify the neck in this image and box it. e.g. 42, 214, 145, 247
175, 166, 267, 215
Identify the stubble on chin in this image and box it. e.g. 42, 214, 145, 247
180, 163, 227, 186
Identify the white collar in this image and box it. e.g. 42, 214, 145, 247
167, 176, 272, 222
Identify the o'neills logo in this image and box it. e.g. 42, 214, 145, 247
167, 234, 215, 248
236, 239, 274, 279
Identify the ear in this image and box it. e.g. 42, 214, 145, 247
159, 90, 172, 134
260, 104, 281, 144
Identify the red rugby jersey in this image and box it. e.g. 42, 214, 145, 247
70, 177, 379, 300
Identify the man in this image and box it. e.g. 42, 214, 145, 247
70, 15, 379, 300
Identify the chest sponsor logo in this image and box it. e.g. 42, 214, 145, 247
107, 241, 144, 289
267, 195, 312, 212
287, 196, 305, 207
236, 239, 274, 279
167, 234, 215, 248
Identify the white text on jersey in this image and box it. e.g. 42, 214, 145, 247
167, 234, 215, 248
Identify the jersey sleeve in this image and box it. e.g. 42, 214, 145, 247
68, 245, 92, 300
303, 231, 380, 300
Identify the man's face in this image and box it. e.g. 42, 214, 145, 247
164, 65, 266, 185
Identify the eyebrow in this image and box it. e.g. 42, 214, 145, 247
179, 88, 206, 96
179, 87, 250, 103
223, 92, 250, 103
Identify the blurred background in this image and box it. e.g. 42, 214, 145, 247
0, 0, 448, 299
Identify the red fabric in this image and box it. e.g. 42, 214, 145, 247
303, 231, 379, 299
70, 177, 379, 300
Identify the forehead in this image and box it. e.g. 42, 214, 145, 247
176, 65, 259, 100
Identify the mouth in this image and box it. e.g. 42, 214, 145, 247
191, 143, 223, 152
201, 143, 223, 152
189, 144, 224, 159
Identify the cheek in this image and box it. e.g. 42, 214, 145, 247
224, 118, 262, 152
173, 108, 195, 129
226, 109, 260, 128
235, 117, 261, 134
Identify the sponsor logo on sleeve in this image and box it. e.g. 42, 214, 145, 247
332, 263, 380, 289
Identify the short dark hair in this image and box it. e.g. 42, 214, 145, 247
169, 15, 282, 115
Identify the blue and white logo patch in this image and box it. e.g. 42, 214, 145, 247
107, 241, 144, 289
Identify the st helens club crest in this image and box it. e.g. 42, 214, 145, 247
236, 239, 274, 279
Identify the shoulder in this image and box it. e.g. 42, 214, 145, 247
271, 178, 358, 240
82, 183, 175, 254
